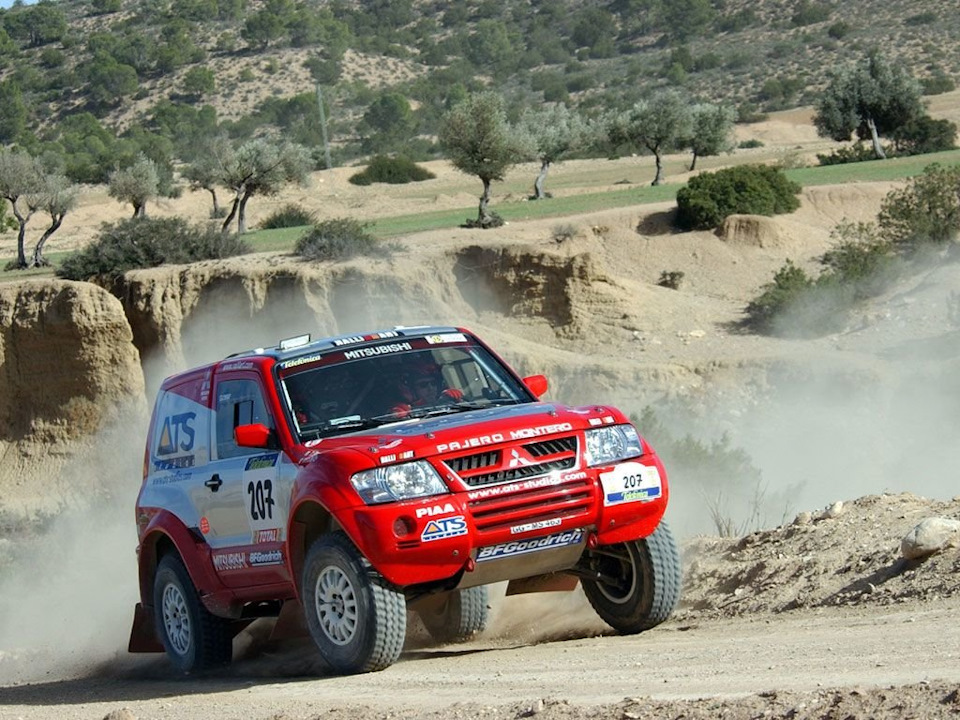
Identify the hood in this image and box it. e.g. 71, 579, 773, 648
301, 402, 628, 462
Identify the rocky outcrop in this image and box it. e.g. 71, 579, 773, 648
0, 280, 145, 514
0, 281, 144, 443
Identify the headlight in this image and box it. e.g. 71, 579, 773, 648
584, 425, 643, 466
350, 461, 448, 505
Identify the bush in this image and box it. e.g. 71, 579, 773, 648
657, 270, 684, 289
878, 164, 960, 249
295, 218, 381, 261
743, 260, 815, 334
348, 155, 436, 186
260, 203, 316, 229
816, 143, 885, 166
745, 223, 896, 337
675, 165, 801, 230
891, 116, 957, 156
737, 139, 764, 149
56, 217, 250, 281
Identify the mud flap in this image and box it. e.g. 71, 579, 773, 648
128, 603, 164, 653
268, 599, 307, 641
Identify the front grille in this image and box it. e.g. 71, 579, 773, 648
441, 434, 591, 537
462, 457, 575, 487
444, 435, 579, 489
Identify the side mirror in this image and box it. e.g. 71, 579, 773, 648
523, 374, 548, 399
235, 423, 273, 449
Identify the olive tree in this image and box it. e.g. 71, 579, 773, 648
0, 148, 45, 268
609, 91, 692, 185
27, 173, 77, 267
517, 104, 595, 199
183, 134, 231, 218
217, 138, 312, 234
439, 91, 532, 227
108, 155, 160, 218
687, 103, 736, 171
814, 51, 924, 159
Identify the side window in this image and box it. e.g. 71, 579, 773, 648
215, 378, 273, 460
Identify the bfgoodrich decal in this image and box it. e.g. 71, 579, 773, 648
476, 529, 584, 562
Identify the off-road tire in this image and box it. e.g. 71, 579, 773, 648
153, 554, 233, 673
418, 585, 490, 644
581, 521, 682, 633
302, 531, 406, 674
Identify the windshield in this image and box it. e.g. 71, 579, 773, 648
277, 336, 533, 441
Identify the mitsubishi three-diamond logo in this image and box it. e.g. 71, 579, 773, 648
508, 448, 535, 469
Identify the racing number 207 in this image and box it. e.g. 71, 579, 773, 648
247, 479, 274, 520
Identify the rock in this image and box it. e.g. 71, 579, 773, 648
103, 709, 137, 720
716, 214, 783, 248
793, 511, 813, 526
901, 517, 960, 560
822, 501, 845, 519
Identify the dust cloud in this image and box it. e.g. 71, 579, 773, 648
0, 404, 149, 685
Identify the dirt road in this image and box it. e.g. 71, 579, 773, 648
3, 596, 959, 720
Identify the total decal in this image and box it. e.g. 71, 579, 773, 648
599, 462, 662, 506
476, 529, 585, 562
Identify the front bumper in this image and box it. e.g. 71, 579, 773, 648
345, 457, 668, 587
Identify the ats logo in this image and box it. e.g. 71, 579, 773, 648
157, 412, 196, 456
421, 516, 468, 542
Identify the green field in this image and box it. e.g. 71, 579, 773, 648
3, 149, 960, 284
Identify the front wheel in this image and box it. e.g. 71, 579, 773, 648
581, 521, 682, 633
153, 554, 233, 673
302, 532, 406, 674
418, 585, 489, 644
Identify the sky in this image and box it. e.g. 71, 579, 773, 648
0, 0, 39, 9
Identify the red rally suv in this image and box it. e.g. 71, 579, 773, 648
129, 326, 681, 674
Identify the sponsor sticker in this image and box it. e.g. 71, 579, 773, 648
510, 517, 562, 535
221, 361, 255, 371
212, 551, 246, 571
600, 462, 662, 506
476, 529, 585, 562
199, 516, 210, 534
157, 412, 196, 455
332, 336, 365, 347
342, 342, 412, 360
280, 353, 324, 370
425, 333, 467, 344
421, 516, 468, 542
249, 549, 283, 566
416, 503, 455, 518
245, 453, 278, 471
153, 456, 195, 470
253, 528, 281, 543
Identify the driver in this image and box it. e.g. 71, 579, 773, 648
392, 357, 463, 417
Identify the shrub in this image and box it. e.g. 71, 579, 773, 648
295, 218, 381, 261
675, 165, 801, 230
891, 116, 957, 155
657, 270, 684, 290
745, 223, 897, 337
878, 164, 960, 249
551, 223, 578, 243
921, 72, 956, 96
743, 260, 815, 334
348, 155, 436, 186
260, 203, 316, 229
816, 143, 885, 166
56, 217, 251, 281
737, 139, 764, 149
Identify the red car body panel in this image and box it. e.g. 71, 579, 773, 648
130, 326, 669, 651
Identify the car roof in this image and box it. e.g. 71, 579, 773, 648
225, 325, 464, 364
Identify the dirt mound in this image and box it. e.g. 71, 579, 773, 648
0, 281, 145, 514
718, 214, 785, 248
679, 493, 960, 622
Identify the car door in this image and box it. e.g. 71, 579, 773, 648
197, 372, 293, 587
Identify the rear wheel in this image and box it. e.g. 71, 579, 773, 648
302, 532, 406, 674
418, 586, 489, 644
153, 554, 233, 673
581, 521, 681, 633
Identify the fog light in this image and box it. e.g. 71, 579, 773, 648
393, 515, 416, 537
